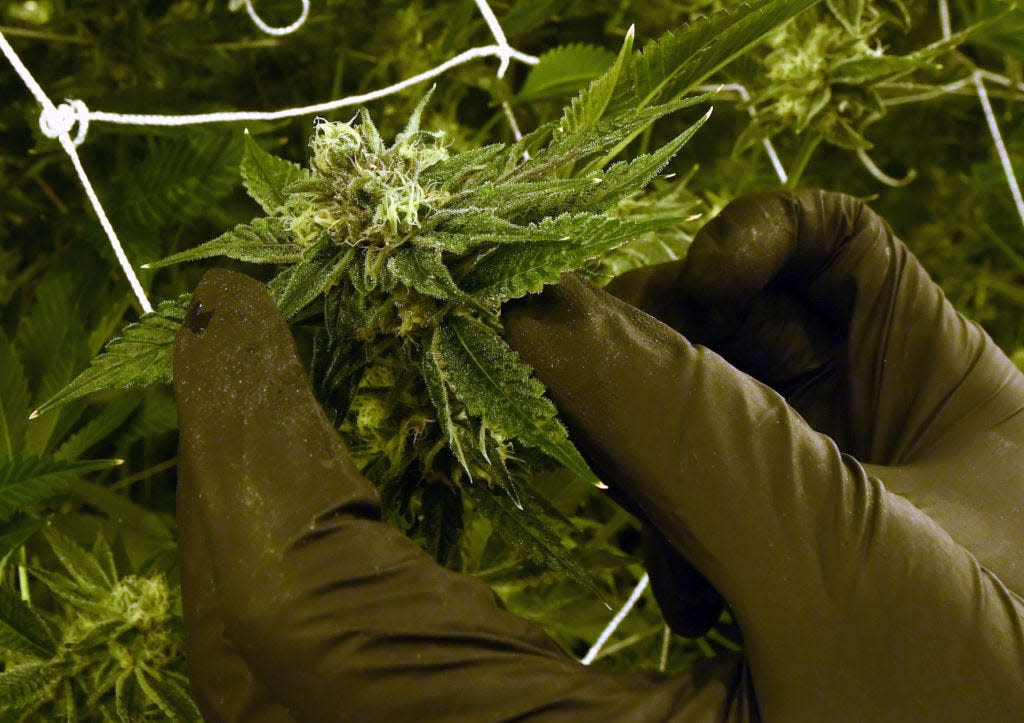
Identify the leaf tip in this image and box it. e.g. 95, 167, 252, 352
114, 459, 126, 466
625, 23, 636, 40
28, 408, 41, 420
139, 263, 151, 269
595, 480, 608, 490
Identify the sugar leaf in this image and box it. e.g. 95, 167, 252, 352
419, 329, 473, 479
462, 214, 684, 301
143, 217, 302, 269
268, 245, 355, 319
438, 314, 599, 486
240, 130, 307, 215
465, 484, 600, 596
0, 583, 56, 660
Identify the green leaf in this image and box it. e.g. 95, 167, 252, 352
558, 28, 633, 132
420, 330, 473, 478
616, 0, 824, 114
0, 583, 56, 660
143, 217, 302, 269
240, 130, 307, 215
420, 484, 463, 565
583, 108, 711, 210
0, 516, 43, 566
0, 661, 63, 711
70, 480, 173, 542
826, 0, 863, 31
268, 245, 356, 319
464, 484, 600, 596
388, 245, 492, 316
54, 395, 141, 461
114, 130, 242, 229
0, 456, 121, 523
437, 314, 599, 485
34, 295, 190, 416
592, 0, 823, 168
43, 523, 115, 593
518, 43, 618, 102
0, 331, 29, 462
462, 214, 684, 301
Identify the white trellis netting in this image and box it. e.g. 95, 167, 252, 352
2, 0, 1022, 667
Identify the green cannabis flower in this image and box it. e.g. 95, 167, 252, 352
288, 107, 451, 246
0, 526, 198, 721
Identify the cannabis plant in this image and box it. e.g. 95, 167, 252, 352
0, 525, 195, 720
37, 1, 821, 586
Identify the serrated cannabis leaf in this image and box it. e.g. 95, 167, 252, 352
0, 456, 123, 523
268, 245, 356, 319
0, 583, 56, 660
437, 314, 599, 486
558, 26, 634, 133
0, 330, 30, 462
241, 130, 308, 215
465, 484, 601, 597
143, 217, 302, 269
34, 295, 190, 416
0, 660, 63, 710
463, 214, 685, 301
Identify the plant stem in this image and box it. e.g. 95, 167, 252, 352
784, 132, 822, 189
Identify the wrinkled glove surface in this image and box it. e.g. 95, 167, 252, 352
175, 190, 1024, 722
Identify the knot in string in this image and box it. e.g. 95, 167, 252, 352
39, 99, 90, 146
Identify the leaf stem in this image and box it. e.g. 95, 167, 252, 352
784, 132, 822, 189
110, 457, 178, 491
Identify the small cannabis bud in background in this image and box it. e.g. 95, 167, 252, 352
736, 1, 938, 153
0, 526, 197, 721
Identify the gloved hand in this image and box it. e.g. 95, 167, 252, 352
591, 189, 1024, 639
500, 189, 1024, 719
174, 190, 1024, 722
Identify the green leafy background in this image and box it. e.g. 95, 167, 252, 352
1, 0, 1022, 718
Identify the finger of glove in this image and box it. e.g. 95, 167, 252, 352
173, 269, 728, 722
502, 274, 1024, 721
176, 473, 298, 723
680, 189, 1024, 464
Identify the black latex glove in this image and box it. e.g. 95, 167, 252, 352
595, 189, 1024, 626
174, 270, 746, 722
500, 189, 1024, 719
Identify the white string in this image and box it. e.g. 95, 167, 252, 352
242, 0, 310, 36
581, 573, 649, 666
80, 45, 536, 130
0, 31, 152, 314
973, 72, 1024, 230
938, 0, 952, 39
700, 84, 788, 184
473, 0, 513, 78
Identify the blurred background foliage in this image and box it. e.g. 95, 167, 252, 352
0, 0, 1022, 717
